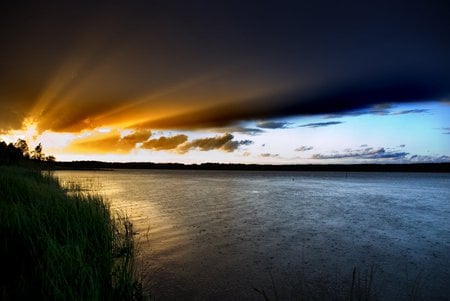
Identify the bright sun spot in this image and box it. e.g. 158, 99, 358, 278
22, 120, 38, 141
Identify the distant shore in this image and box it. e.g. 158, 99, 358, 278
49, 161, 450, 173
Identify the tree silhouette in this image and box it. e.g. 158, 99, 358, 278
31, 143, 44, 161
0, 140, 55, 165
14, 139, 30, 159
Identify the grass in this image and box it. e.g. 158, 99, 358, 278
0, 166, 144, 300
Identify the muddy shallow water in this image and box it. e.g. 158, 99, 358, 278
54, 170, 450, 300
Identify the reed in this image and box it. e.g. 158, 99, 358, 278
0, 166, 143, 300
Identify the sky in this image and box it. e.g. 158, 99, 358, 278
0, 0, 449, 164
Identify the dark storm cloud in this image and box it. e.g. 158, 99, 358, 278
257, 121, 290, 129
299, 121, 343, 128
1, 1, 449, 131
311, 147, 408, 160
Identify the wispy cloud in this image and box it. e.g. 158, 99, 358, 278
311, 147, 408, 160
212, 126, 264, 135
295, 146, 313, 152
393, 109, 429, 115
257, 121, 291, 129
442, 127, 450, 134
299, 121, 343, 128
326, 104, 429, 118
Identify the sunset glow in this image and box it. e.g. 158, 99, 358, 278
0, 1, 449, 164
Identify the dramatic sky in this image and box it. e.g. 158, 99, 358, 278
1, 0, 449, 163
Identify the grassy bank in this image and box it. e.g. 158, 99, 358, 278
0, 166, 143, 300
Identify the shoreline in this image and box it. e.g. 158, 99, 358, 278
0, 166, 144, 300
48, 161, 450, 173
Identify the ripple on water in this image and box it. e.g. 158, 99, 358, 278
55, 170, 450, 300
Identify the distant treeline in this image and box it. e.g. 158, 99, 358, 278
0, 139, 55, 165
53, 161, 450, 173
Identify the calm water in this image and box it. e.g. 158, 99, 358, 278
54, 170, 450, 300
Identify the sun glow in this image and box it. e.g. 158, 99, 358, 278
22, 119, 39, 141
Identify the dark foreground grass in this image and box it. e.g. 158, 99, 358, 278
0, 166, 143, 300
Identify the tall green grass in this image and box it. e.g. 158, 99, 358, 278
0, 166, 143, 300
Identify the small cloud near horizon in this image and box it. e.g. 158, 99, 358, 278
311, 147, 408, 160
409, 154, 450, 163
260, 153, 279, 158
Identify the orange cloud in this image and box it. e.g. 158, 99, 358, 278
67, 129, 151, 154
141, 134, 188, 151
177, 133, 248, 154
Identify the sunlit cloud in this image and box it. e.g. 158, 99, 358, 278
141, 135, 188, 151
66, 129, 151, 154
177, 133, 251, 154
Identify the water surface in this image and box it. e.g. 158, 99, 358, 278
54, 170, 450, 300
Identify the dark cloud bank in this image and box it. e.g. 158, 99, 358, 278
1, 1, 449, 131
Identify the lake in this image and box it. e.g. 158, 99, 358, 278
54, 170, 450, 300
